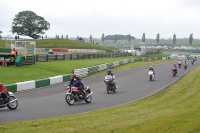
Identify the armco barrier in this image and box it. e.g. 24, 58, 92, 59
36, 53, 131, 62
5, 57, 167, 92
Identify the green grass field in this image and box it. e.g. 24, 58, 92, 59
0, 53, 167, 84
99, 39, 200, 46
0, 58, 199, 133
1, 38, 200, 50
0, 39, 113, 50
0, 56, 141, 84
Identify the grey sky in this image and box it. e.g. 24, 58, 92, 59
0, 0, 200, 39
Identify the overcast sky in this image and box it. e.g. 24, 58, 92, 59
0, 0, 200, 39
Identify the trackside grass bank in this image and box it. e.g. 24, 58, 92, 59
2, 59, 200, 133
0, 56, 139, 84
0, 54, 165, 84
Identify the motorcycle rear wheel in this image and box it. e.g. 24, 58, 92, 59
65, 94, 75, 105
7, 96, 18, 110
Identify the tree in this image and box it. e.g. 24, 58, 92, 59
115, 34, 117, 43
102, 33, 104, 43
173, 34, 176, 45
11, 10, 50, 39
90, 35, 92, 43
128, 34, 131, 43
142, 33, 145, 42
189, 33, 193, 45
0, 30, 3, 38
156, 33, 160, 43
66, 35, 68, 40
104, 35, 135, 40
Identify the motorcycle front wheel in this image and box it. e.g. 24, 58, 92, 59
150, 75, 152, 81
112, 85, 116, 92
7, 96, 18, 110
65, 94, 75, 105
84, 92, 92, 103
107, 85, 111, 94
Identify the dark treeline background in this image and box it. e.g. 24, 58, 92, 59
105, 35, 135, 40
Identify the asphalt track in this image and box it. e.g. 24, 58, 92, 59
0, 60, 199, 122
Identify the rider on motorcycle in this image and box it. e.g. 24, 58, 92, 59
0, 82, 9, 103
195, 56, 197, 61
69, 73, 86, 96
149, 66, 155, 76
184, 59, 188, 66
106, 69, 117, 88
172, 63, 177, 71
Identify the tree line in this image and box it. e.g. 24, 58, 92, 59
0, 10, 194, 45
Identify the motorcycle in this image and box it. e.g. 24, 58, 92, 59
65, 84, 93, 105
183, 64, 188, 70
178, 61, 182, 68
191, 59, 195, 65
0, 92, 18, 110
148, 70, 155, 81
172, 67, 177, 76
104, 75, 117, 94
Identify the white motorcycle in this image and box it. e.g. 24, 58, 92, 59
0, 92, 18, 110
148, 70, 155, 81
104, 75, 118, 94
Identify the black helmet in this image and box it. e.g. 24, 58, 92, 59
107, 69, 111, 74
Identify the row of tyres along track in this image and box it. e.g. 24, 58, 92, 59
0, 60, 199, 122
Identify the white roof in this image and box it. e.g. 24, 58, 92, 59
3, 34, 33, 40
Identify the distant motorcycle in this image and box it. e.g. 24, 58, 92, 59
104, 75, 117, 94
65, 84, 93, 105
191, 59, 195, 65
148, 70, 155, 81
172, 67, 177, 76
178, 61, 182, 68
0, 92, 18, 110
183, 64, 188, 70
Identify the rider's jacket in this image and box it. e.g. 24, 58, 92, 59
184, 61, 188, 65
107, 72, 115, 80
172, 66, 177, 70
71, 77, 82, 87
0, 84, 8, 94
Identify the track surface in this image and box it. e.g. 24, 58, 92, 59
0, 60, 199, 122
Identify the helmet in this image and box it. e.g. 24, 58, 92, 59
71, 74, 76, 79
150, 66, 153, 68
107, 69, 111, 74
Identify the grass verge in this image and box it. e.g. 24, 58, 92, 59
0, 55, 170, 84
1, 56, 140, 84
3, 59, 200, 133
